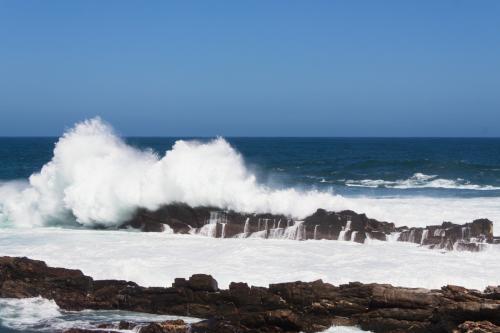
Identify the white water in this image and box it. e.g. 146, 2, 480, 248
324, 328, 371, 333
421, 229, 429, 245
345, 173, 500, 190
0, 118, 499, 234
243, 217, 250, 234
0, 118, 343, 228
0, 228, 498, 291
0, 297, 199, 332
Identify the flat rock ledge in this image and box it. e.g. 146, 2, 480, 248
1, 256, 499, 333
122, 204, 498, 252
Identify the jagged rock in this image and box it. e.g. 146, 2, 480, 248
2, 257, 500, 333
398, 219, 494, 251
454, 321, 500, 333
120, 204, 497, 252
484, 286, 500, 300
123, 204, 396, 243
140, 320, 190, 333
188, 274, 219, 292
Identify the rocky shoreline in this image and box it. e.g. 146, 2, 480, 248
1, 256, 499, 333
123, 204, 498, 251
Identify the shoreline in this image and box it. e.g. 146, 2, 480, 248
1, 256, 499, 333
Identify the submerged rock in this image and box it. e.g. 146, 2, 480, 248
2, 256, 500, 333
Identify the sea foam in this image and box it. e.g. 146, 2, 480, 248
345, 172, 500, 190
0, 118, 344, 227
0, 228, 498, 291
0, 297, 199, 332
0, 118, 499, 233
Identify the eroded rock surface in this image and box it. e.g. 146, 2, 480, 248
397, 219, 494, 251
1, 256, 499, 333
122, 204, 496, 251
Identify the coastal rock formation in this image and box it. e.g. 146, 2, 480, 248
123, 204, 496, 251
1, 256, 500, 333
397, 219, 494, 251
124, 204, 399, 242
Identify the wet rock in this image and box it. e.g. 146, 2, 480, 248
484, 286, 500, 300
123, 205, 396, 244
140, 320, 190, 333
120, 204, 499, 252
454, 321, 500, 333
64, 329, 116, 333
3, 256, 500, 333
398, 219, 494, 251
188, 274, 218, 292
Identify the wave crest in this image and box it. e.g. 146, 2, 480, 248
345, 173, 500, 190
0, 118, 346, 227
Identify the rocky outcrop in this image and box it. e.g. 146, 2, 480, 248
1, 256, 500, 333
455, 321, 500, 333
397, 219, 494, 251
122, 204, 497, 251
123, 204, 395, 242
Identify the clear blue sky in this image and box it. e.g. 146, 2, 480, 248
1, 1, 499, 136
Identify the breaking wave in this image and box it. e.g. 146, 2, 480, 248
0, 118, 350, 228
0, 118, 499, 231
345, 173, 500, 190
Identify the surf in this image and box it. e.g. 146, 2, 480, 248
0, 118, 499, 234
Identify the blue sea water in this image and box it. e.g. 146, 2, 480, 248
2, 137, 500, 199
1, 137, 500, 332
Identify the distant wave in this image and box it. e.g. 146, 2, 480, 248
345, 173, 500, 190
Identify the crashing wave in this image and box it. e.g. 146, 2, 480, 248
0, 117, 349, 228
1, 118, 500, 233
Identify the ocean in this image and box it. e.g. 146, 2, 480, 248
1, 119, 499, 332
3, 136, 500, 197
2, 131, 500, 232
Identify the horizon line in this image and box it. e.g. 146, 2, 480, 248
1, 136, 500, 139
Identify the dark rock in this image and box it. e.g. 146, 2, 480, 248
455, 321, 500, 333
3, 256, 500, 333
139, 320, 189, 333
188, 274, 218, 292
123, 205, 396, 244
398, 219, 494, 252
120, 204, 498, 252
64, 328, 116, 333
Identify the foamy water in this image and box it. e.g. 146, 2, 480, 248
0, 297, 199, 332
0, 118, 499, 234
0, 228, 497, 290
345, 172, 500, 190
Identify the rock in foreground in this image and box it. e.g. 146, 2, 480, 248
1, 256, 499, 333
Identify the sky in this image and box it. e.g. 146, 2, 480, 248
0, 0, 499, 137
